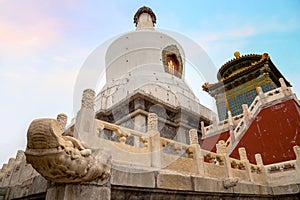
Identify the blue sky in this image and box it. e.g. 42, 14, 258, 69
0, 0, 299, 166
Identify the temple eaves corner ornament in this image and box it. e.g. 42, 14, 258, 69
202, 82, 211, 92
25, 117, 110, 183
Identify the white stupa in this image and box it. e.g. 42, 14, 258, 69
95, 6, 214, 143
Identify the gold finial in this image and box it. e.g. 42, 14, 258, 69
234, 51, 240, 58
261, 53, 268, 60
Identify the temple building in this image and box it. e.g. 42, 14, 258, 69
202, 52, 291, 121
0, 6, 299, 200
201, 52, 300, 165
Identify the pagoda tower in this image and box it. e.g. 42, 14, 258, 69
202, 52, 291, 121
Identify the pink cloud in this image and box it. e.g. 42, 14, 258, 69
0, 1, 65, 58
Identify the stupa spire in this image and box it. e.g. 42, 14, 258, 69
133, 6, 156, 30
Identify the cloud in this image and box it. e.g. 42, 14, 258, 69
204, 17, 299, 42
0, 20, 61, 58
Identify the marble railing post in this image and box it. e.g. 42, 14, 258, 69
228, 111, 235, 143
255, 153, 267, 183
256, 87, 265, 103
216, 140, 227, 155
239, 147, 253, 182
216, 140, 232, 179
74, 89, 96, 143
255, 153, 264, 166
293, 145, 300, 166
200, 121, 206, 137
147, 113, 161, 168
189, 129, 204, 176
279, 77, 291, 96
242, 104, 249, 123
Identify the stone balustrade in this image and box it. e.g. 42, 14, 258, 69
92, 114, 300, 186
202, 114, 245, 137
96, 119, 149, 148
1, 129, 299, 190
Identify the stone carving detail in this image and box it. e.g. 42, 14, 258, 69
189, 129, 199, 145
223, 178, 239, 189
147, 113, 158, 132
57, 113, 67, 131
216, 140, 227, 154
25, 118, 109, 183
81, 89, 95, 110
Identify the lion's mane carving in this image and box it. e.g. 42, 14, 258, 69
25, 118, 109, 183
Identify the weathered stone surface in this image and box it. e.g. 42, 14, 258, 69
111, 166, 155, 188
194, 176, 233, 193
112, 185, 296, 200
157, 170, 192, 190
7, 179, 33, 199
8, 175, 47, 199
0, 187, 8, 200
18, 162, 37, 184
31, 175, 48, 195
233, 182, 272, 195
46, 184, 110, 200
271, 184, 300, 195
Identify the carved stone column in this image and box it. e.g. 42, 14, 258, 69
74, 89, 96, 143
189, 129, 204, 176
147, 113, 161, 168
238, 147, 253, 182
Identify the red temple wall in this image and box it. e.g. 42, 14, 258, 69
230, 99, 300, 165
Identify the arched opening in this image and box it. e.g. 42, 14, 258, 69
162, 45, 183, 78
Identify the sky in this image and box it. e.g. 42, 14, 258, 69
0, 0, 299, 166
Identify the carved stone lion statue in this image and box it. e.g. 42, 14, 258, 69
25, 118, 109, 183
